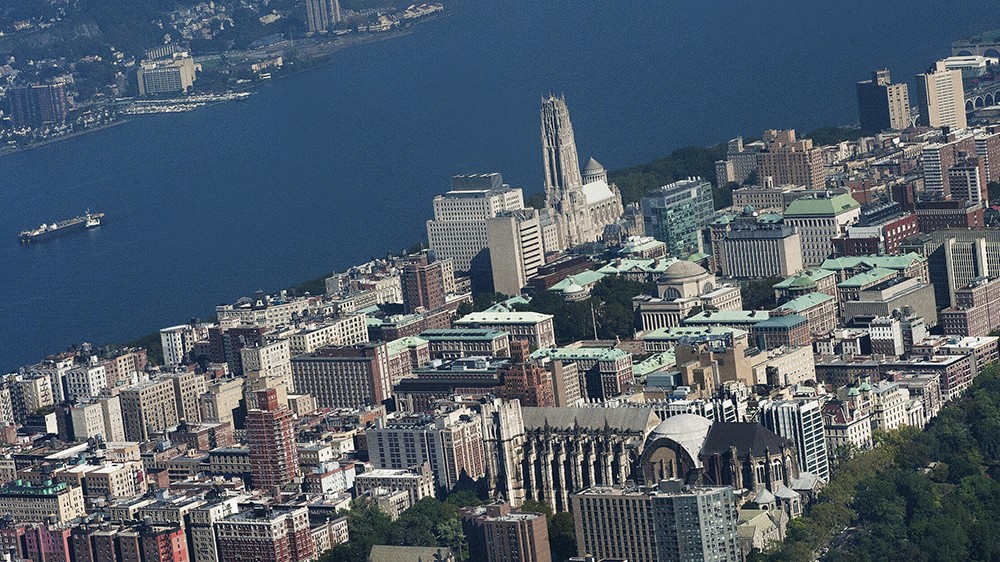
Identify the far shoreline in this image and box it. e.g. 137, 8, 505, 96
0, 10, 452, 159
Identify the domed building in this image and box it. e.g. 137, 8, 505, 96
636, 414, 802, 498
656, 260, 715, 300
632, 260, 744, 331
639, 414, 713, 481
561, 282, 588, 302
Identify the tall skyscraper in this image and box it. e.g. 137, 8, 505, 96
541, 95, 584, 202
247, 389, 300, 496
540, 95, 623, 249
329, 0, 342, 24
758, 398, 830, 481
856, 68, 911, 134
916, 60, 967, 130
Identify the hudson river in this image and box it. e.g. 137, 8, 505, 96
1, 0, 997, 370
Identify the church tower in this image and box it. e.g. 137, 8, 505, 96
540, 94, 592, 248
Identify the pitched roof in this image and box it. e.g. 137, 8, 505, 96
700, 422, 789, 457
820, 252, 925, 272
836, 267, 896, 288
521, 407, 659, 435
776, 293, 835, 313
773, 268, 836, 289
783, 193, 860, 217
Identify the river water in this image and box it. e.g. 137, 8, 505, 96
1, 0, 996, 370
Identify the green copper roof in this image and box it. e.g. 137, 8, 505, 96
820, 252, 925, 272
776, 292, 835, 312
385, 336, 429, 355
836, 268, 896, 288
633, 350, 676, 377
784, 193, 860, 217
753, 314, 808, 328
773, 268, 836, 289
418, 329, 508, 342
485, 295, 531, 312
549, 270, 607, 291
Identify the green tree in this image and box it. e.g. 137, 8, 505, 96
608, 143, 729, 205
805, 126, 862, 146
740, 277, 781, 310
548, 512, 577, 562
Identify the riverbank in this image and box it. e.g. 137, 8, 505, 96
0, 11, 450, 158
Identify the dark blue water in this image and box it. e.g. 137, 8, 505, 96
2, 0, 997, 370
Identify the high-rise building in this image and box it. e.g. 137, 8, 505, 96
7, 83, 69, 127
137, 53, 197, 96
461, 503, 551, 562
165, 372, 206, 424
120, 379, 179, 442
426, 173, 526, 273
246, 389, 300, 496
714, 136, 761, 186
921, 133, 977, 199
783, 192, 861, 267
758, 398, 830, 481
948, 155, 988, 204
856, 68, 911, 134
540, 94, 623, 249
305, 0, 341, 32
159, 323, 208, 366
495, 341, 555, 407
756, 129, 826, 189
485, 210, 545, 296
214, 506, 314, 562
402, 253, 448, 313
974, 131, 1000, 183
714, 208, 803, 278
640, 178, 714, 256
240, 340, 293, 392
916, 60, 967, 130
208, 322, 264, 376
139, 524, 188, 562
0, 480, 85, 524
367, 407, 486, 491
571, 481, 741, 562
290, 343, 392, 409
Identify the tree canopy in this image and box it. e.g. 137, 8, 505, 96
515, 276, 652, 344
760, 364, 1000, 562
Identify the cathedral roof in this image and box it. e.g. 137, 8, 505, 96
700, 423, 789, 458
584, 157, 604, 173
581, 179, 617, 206
647, 414, 714, 467
521, 407, 660, 435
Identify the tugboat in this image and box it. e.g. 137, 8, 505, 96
19, 210, 104, 243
